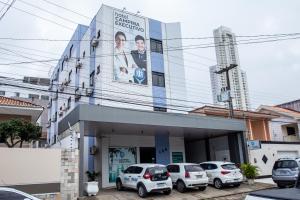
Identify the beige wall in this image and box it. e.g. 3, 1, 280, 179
0, 148, 61, 186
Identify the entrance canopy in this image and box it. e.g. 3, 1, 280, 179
58, 105, 246, 139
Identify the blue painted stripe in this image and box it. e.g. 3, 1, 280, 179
155, 133, 170, 165
88, 137, 94, 171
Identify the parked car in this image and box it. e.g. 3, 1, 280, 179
200, 161, 243, 189
0, 187, 40, 200
167, 163, 208, 193
245, 171, 300, 200
272, 157, 300, 188
116, 164, 172, 198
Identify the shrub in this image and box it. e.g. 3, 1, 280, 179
86, 171, 99, 182
241, 163, 259, 179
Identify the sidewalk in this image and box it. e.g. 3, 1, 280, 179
80, 182, 275, 200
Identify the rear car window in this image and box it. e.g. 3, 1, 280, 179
184, 165, 203, 172
146, 166, 169, 181
273, 160, 298, 169
221, 164, 238, 170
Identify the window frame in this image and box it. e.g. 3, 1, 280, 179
152, 71, 165, 87
150, 38, 163, 54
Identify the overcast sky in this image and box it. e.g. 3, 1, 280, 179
0, 0, 299, 110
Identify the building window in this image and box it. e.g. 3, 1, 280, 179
152, 72, 165, 87
97, 30, 101, 39
69, 44, 73, 58
15, 92, 20, 97
61, 60, 65, 72
96, 65, 101, 74
0, 91, 5, 96
82, 82, 85, 89
83, 51, 85, 58
150, 38, 163, 54
287, 127, 296, 135
68, 70, 72, 82
28, 94, 39, 100
41, 95, 49, 100
154, 107, 167, 112
90, 71, 95, 86
67, 96, 71, 110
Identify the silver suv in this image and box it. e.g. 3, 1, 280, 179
272, 158, 300, 188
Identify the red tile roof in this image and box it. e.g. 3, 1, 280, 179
0, 96, 42, 108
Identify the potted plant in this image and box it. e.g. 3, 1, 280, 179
240, 163, 259, 185
84, 171, 100, 196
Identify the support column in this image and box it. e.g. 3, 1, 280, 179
79, 121, 88, 197
240, 131, 249, 163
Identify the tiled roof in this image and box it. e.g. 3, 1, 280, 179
258, 105, 300, 119
0, 96, 42, 108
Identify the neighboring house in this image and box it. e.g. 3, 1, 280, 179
0, 76, 50, 147
191, 106, 278, 141
0, 96, 44, 148
257, 105, 300, 142
278, 99, 300, 112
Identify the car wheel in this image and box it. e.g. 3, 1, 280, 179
116, 179, 123, 191
198, 186, 206, 191
176, 180, 186, 193
137, 184, 147, 198
234, 183, 240, 187
163, 189, 171, 195
277, 183, 286, 188
214, 178, 223, 189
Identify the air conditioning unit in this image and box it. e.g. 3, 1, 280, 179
47, 101, 52, 108
52, 92, 58, 100
91, 38, 99, 47
51, 114, 57, 122
63, 55, 69, 62
59, 84, 64, 91
46, 121, 51, 128
86, 87, 94, 96
75, 89, 81, 100
75, 60, 82, 68
59, 110, 63, 116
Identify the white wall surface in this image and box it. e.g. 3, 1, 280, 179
249, 143, 300, 176
209, 136, 230, 161
0, 148, 61, 186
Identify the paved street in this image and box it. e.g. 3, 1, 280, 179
80, 182, 274, 200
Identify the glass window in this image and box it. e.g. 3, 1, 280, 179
273, 160, 298, 169
124, 166, 135, 174
167, 165, 180, 173
15, 92, 20, 97
0, 91, 5, 96
184, 165, 203, 172
97, 30, 101, 39
67, 97, 71, 109
152, 72, 165, 87
28, 94, 39, 99
133, 166, 143, 174
96, 65, 101, 74
200, 164, 208, 170
150, 38, 163, 54
0, 190, 32, 200
69, 44, 73, 58
83, 51, 86, 58
153, 107, 167, 112
287, 127, 296, 135
41, 95, 49, 100
90, 71, 95, 86
221, 164, 238, 170
68, 70, 72, 82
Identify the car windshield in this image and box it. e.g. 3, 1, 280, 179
184, 165, 203, 172
273, 160, 298, 169
221, 164, 238, 170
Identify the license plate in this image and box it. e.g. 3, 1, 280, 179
280, 171, 287, 175
157, 183, 165, 187
234, 178, 239, 181
196, 175, 203, 178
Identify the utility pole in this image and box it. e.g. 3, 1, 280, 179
215, 64, 238, 118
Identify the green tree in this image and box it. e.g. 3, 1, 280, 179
0, 119, 41, 148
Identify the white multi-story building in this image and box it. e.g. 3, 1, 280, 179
210, 26, 250, 110
46, 5, 248, 195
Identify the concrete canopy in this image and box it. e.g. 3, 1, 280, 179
58, 105, 246, 139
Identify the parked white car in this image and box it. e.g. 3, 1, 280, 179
0, 187, 40, 200
167, 163, 209, 193
200, 161, 243, 189
116, 164, 172, 198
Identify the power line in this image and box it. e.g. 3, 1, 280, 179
0, 0, 15, 21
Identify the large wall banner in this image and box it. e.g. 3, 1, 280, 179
113, 10, 147, 85
108, 147, 137, 183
